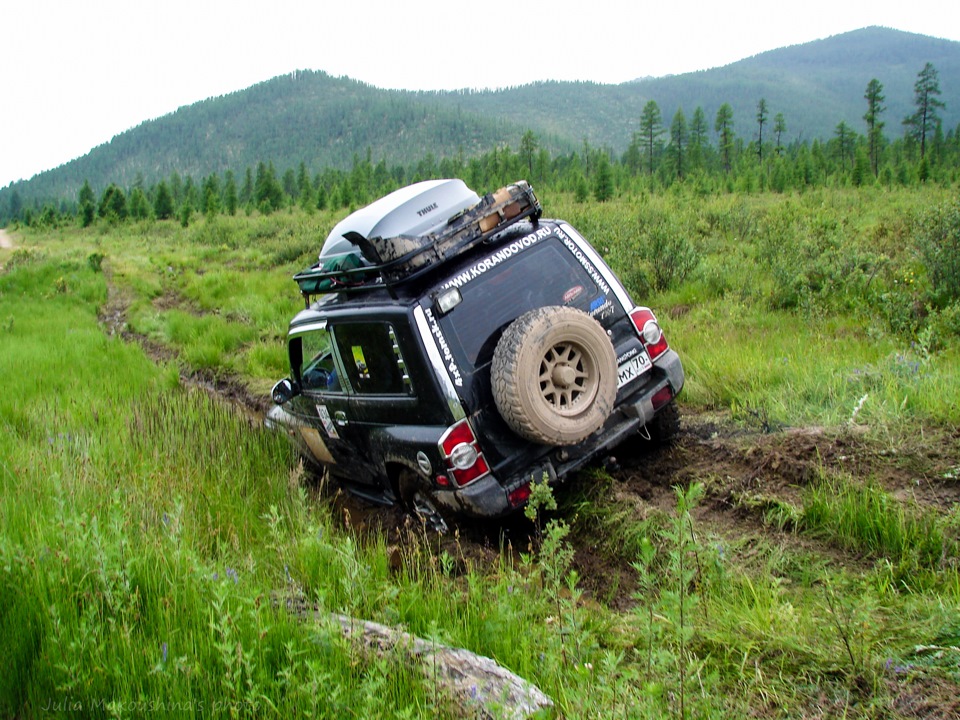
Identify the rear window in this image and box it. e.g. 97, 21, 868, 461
441, 240, 600, 366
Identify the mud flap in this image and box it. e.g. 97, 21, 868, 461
300, 427, 336, 465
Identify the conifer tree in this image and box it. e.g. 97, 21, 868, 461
78, 180, 96, 227
864, 79, 886, 177
756, 99, 769, 163
714, 103, 735, 173
669, 107, 688, 180
639, 101, 664, 176
519, 130, 539, 179
773, 113, 787, 156
98, 184, 127, 221
903, 63, 945, 159
689, 107, 708, 171
593, 153, 614, 201
833, 121, 856, 172
129, 187, 151, 220
223, 170, 238, 216
153, 181, 174, 220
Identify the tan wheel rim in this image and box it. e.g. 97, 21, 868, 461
538, 340, 599, 416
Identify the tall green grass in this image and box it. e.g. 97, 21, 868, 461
0, 258, 455, 717
802, 474, 950, 580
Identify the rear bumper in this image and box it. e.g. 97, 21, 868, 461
621, 349, 684, 425
449, 350, 684, 518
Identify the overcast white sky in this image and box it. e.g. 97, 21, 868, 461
2, 0, 958, 188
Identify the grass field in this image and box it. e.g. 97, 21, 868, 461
2, 185, 959, 718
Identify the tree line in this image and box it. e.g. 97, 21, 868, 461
4, 63, 956, 228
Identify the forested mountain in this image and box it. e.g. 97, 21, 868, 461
423, 27, 960, 150
4, 26, 959, 212
10, 72, 567, 202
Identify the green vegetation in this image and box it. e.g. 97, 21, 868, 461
3, 179, 960, 717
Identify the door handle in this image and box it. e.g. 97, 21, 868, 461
333, 411, 348, 427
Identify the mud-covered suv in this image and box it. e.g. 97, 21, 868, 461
268, 179, 683, 527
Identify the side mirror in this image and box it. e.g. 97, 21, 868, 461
271, 378, 299, 405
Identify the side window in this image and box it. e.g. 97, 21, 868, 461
333, 323, 413, 396
297, 328, 343, 393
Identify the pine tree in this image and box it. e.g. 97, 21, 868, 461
519, 130, 539, 179
689, 107, 708, 171
714, 103, 735, 173
833, 121, 856, 173
639, 101, 664, 176
773, 113, 787, 156
153, 181, 174, 220
240, 168, 254, 206
98, 184, 127, 221
756, 99, 769, 163
78, 180, 96, 227
129, 187, 151, 220
864, 79, 886, 177
903, 63, 945, 159
669, 107, 688, 180
223, 170, 238, 216
593, 153, 614, 202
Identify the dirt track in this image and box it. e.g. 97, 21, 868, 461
0, 229, 13, 249
326, 406, 960, 599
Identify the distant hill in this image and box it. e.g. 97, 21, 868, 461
11, 72, 564, 202
425, 27, 960, 149
6, 26, 959, 209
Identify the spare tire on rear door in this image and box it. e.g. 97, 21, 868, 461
491, 306, 617, 445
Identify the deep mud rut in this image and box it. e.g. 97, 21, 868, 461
326, 407, 960, 601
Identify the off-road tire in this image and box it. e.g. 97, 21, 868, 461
646, 400, 680, 444
397, 468, 449, 533
491, 306, 617, 445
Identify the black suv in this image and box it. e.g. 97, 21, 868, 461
268, 180, 684, 527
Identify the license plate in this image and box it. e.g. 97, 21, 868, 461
616, 353, 652, 388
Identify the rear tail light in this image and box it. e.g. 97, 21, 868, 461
651, 385, 674, 410
508, 483, 532, 507
629, 307, 669, 360
438, 419, 490, 487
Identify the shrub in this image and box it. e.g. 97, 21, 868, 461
643, 218, 700, 291
87, 252, 105, 273
915, 199, 960, 308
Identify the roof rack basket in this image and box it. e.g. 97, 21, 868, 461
293, 181, 541, 305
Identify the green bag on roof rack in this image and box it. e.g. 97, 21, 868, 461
293, 251, 375, 296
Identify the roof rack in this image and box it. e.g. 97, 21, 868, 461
293, 181, 541, 305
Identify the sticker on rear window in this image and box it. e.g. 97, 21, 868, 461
440, 226, 554, 291
589, 297, 614, 320
563, 285, 584, 304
